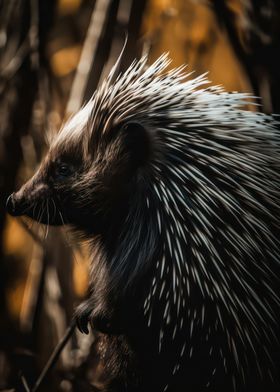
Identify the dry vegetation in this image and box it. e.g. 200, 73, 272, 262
0, 0, 279, 390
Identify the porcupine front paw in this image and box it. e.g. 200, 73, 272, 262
75, 300, 119, 335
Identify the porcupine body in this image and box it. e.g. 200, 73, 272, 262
6, 55, 280, 392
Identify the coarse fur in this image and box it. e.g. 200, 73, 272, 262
6, 54, 280, 392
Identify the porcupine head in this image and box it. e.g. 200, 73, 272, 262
6, 54, 280, 391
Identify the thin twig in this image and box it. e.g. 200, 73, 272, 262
31, 321, 76, 392
66, 0, 113, 115
0, 38, 30, 79
21, 374, 31, 392
29, 0, 39, 69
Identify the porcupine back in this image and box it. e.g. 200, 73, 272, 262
58, 54, 280, 391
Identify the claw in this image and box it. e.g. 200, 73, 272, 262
75, 304, 91, 334
77, 313, 89, 334
74, 302, 120, 335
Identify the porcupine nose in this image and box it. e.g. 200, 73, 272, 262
6, 193, 21, 216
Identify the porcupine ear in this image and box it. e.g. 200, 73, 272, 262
120, 122, 151, 170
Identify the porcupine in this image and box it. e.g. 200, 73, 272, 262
6, 54, 280, 392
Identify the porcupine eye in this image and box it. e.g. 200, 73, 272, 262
55, 162, 73, 181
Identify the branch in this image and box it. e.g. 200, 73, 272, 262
31, 321, 76, 392
66, 0, 113, 115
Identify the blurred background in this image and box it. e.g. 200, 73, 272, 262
0, 0, 280, 390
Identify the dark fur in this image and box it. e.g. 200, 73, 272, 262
6, 56, 280, 392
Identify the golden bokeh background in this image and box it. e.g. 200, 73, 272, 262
0, 0, 279, 389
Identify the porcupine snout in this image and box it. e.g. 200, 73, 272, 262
7, 177, 47, 216
6, 169, 55, 224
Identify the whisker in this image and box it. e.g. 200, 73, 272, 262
44, 199, 50, 239
51, 197, 57, 219
28, 202, 38, 230
57, 206, 79, 265
37, 200, 46, 239
58, 209, 66, 226
42, 200, 49, 240
36, 200, 44, 223
37, 206, 44, 226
